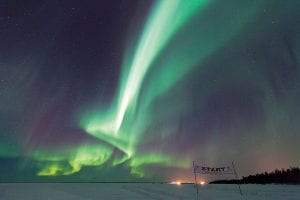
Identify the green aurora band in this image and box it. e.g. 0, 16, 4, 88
35, 0, 267, 177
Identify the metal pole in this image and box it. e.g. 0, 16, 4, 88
232, 161, 243, 199
193, 161, 199, 200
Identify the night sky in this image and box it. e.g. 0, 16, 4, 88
0, 0, 300, 182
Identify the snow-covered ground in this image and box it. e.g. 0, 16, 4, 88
0, 183, 299, 200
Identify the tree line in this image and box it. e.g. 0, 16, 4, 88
210, 167, 300, 184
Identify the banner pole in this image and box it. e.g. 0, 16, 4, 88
193, 161, 199, 200
232, 161, 243, 199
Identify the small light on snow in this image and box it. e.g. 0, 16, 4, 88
200, 181, 206, 186
170, 181, 182, 185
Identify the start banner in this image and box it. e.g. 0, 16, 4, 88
194, 165, 234, 175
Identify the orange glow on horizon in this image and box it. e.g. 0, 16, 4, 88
170, 181, 182, 185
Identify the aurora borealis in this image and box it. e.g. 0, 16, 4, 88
0, 0, 300, 182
